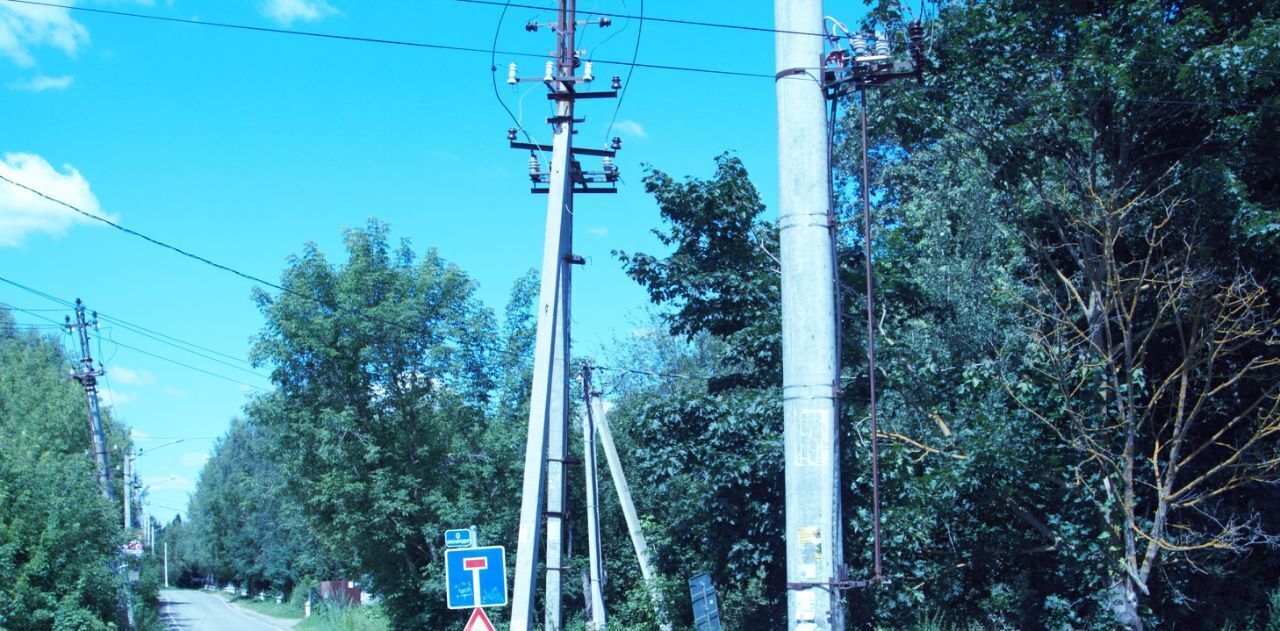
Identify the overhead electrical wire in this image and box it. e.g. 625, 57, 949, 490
0, 302, 269, 392
0, 0, 770, 79
457, 0, 1280, 78
457, 0, 825, 37
92, 333, 270, 392
603, 0, 643, 143
489, 0, 538, 147
0, 275, 264, 375
7, 0, 1270, 85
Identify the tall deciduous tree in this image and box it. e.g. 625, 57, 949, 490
247, 220, 500, 628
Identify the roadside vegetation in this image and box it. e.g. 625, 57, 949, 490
4, 0, 1279, 629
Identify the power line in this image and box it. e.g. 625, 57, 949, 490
458, 0, 1280, 79
457, 0, 825, 37
8, 0, 1271, 86
0, 0, 770, 79
98, 314, 256, 368
0, 300, 66, 326
0, 277, 271, 383
603, 0, 643, 143
0, 275, 264, 375
92, 332, 270, 392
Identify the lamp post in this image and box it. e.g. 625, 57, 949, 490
127, 439, 184, 531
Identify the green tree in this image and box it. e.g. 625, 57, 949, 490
0, 309, 124, 630
246, 220, 504, 629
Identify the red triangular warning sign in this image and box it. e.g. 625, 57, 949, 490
463, 608, 495, 631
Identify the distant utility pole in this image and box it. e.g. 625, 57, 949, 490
67, 299, 114, 501
124, 452, 133, 530
504, 1, 621, 629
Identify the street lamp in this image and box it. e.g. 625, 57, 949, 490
127, 439, 184, 532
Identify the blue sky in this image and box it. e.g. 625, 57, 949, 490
0, 0, 861, 524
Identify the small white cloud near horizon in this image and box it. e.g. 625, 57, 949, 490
179, 451, 210, 468
0, 152, 113, 246
0, 4, 89, 67
112, 366, 155, 387
260, 0, 338, 25
9, 74, 73, 92
612, 119, 646, 139
97, 387, 134, 406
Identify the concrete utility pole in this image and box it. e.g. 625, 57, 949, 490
67, 299, 114, 501
775, 1, 845, 629
580, 365, 606, 630
584, 367, 669, 630
505, 2, 620, 629
124, 452, 132, 530
164, 542, 169, 588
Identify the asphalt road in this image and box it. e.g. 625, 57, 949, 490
159, 589, 300, 631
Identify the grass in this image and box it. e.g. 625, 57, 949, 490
225, 594, 305, 620
211, 591, 389, 631
296, 604, 391, 631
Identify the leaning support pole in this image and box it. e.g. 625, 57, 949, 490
775, 0, 845, 629
586, 376, 671, 630
580, 366, 607, 630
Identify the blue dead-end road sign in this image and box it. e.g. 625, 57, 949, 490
445, 528, 474, 548
445, 546, 507, 609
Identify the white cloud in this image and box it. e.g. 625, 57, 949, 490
112, 366, 155, 386
143, 474, 195, 493
130, 428, 152, 443
163, 386, 188, 398
0, 152, 113, 246
9, 73, 72, 91
612, 119, 646, 139
179, 451, 210, 468
260, 0, 338, 25
0, 4, 89, 67
587, 226, 608, 237
97, 386, 134, 406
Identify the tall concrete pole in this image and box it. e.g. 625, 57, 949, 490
580, 366, 607, 630
510, 1, 576, 628
164, 542, 169, 588
775, 0, 845, 629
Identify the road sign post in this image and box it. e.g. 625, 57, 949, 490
445, 546, 508, 610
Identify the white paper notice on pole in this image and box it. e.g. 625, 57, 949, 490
795, 409, 830, 467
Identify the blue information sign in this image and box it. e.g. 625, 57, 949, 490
689, 573, 722, 631
445, 528, 474, 549
445, 546, 507, 609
